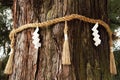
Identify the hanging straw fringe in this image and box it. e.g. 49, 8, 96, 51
4, 49, 14, 74
110, 46, 117, 75
62, 21, 71, 65
4, 30, 15, 75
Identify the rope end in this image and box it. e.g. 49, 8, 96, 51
62, 21, 71, 65
4, 50, 14, 75
110, 47, 117, 75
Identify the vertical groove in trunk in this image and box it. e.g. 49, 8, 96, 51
10, 0, 111, 80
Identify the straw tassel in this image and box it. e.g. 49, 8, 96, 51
62, 21, 71, 65
4, 48, 14, 74
110, 46, 117, 75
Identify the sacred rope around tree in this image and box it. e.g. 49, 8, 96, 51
5, 14, 117, 75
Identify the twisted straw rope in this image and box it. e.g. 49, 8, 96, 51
9, 14, 113, 51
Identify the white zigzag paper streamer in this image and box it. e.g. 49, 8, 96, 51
92, 22, 101, 46
32, 27, 41, 49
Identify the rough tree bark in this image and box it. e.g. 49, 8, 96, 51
9, 0, 111, 80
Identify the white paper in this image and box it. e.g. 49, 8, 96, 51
32, 27, 41, 48
92, 22, 101, 46
64, 34, 68, 40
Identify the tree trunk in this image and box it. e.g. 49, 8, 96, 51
9, 0, 111, 80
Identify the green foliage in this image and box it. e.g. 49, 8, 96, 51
0, 6, 12, 54
108, 0, 120, 14
0, 56, 9, 80
0, 0, 13, 7
0, 5, 12, 80
108, 0, 120, 30
112, 50, 120, 80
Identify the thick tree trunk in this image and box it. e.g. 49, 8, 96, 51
9, 0, 111, 80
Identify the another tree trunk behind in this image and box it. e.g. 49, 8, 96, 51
9, 0, 111, 80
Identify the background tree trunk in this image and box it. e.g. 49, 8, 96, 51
9, 0, 111, 80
